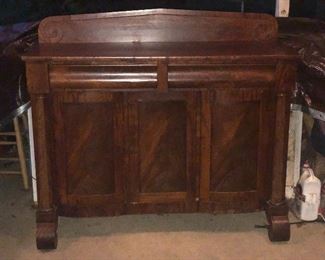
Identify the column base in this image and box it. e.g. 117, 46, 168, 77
36, 208, 58, 249
265, 200, 290, 242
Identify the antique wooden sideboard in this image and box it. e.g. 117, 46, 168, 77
22, 9, 298, 249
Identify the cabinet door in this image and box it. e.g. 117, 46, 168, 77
126, 91, 200, 213
200, 88, 275, 213
52, 90, 126, 216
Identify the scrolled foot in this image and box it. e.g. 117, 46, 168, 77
265, 200, 290, 242
36, 222, 58, 249
36, 208, 58, 249
267, 215, 290, 241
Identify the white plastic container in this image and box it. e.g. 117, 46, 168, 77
297, 163, 321, 221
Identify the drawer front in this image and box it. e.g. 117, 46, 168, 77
169, 65, 276, 88
49, 64, 275, 90
49, 65, 158, 89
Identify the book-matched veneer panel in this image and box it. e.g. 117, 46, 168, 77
52, 91, 126, 214
126, 91, 200, 212
63, 103, 115, 195
52, 87, 275, 215
138, 100, 187, 193
200, 87, 275, 212
210, 100, 259, 192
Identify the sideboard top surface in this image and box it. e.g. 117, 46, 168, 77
22, 9, 298, 64
22, 41, 298, 64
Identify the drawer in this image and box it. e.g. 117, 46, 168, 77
168, 65, 275, 88
49, 64, 276, 90
49, 65, 157, 89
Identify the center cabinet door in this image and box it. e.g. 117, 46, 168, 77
126, 91, 200, 213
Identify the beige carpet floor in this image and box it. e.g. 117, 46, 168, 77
1, 175, 324, 260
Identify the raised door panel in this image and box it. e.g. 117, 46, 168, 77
138, 101, 187, 193
127, 92, 200, 213
52, 90, 126, 216
200, 88, 275, 213
210, 100, 259, 192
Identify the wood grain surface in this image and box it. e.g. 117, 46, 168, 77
23, 9, 298, 247
37, 9, 277, 43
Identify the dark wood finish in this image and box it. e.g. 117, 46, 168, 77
199, 87, 275, 213
22, 9, 298, 249
38, 9, 277, 43
265, 200, 290, 241
36, 208, 58, 249
31, 94, 57, 249
49, 65, 158, 89
52, 90, 126, 217
24, 42, 297, 64
26, 63, 50, 94
126, 91, 200, 213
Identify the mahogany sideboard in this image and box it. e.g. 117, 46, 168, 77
22, 9, 298, 249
